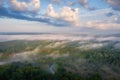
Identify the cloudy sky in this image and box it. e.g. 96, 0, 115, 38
0, 0, 120, 34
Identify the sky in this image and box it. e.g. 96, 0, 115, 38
0, 0, 120, 34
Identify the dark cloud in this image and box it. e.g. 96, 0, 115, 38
106, 12, 114, 17
0, 0, 1, 4
0, 6, 68, 27
105, 0, 120, 10
0, 0, 119, 28
50, 0, 60, 4
0, 0, 70, 26
78, 0, 88, 8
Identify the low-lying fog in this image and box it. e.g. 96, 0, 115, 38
0, 34, 120, 65
0, 34, 120, 42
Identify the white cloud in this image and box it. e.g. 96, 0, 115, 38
60, 7, 79, 23
8, 0, 40, 13
45, 4, 58, 18
45, 4, 79, 26
79, 8, 120, 30
86, 21, 120, 30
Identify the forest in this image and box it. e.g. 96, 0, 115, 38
0, 40, 120, 80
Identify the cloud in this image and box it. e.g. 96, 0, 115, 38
60, 7, 79, 23
86, 21, 120, 30
46, 0, 89, 9
0, 0, 2, 7
0, 0, 119, 28
79, 8, 120, 29
0, 6, 66, 27
45, 4, 58, 18
8, 0, 40, 13
105, 0, 120, 10
0, 0, 77, 27
67, 1, 76, 6
45, 4, 79, 26
78, 0, 88, 8
50, 0, 60, 4
46, 0, 120, 11
0, 0, 69, 26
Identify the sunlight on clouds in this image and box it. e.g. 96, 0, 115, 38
0, 0, 120, 32
8, 0, 40, 13
60, 7, 79, 23
86, 21, 120, 30
45, 4, 79, 26
45, 4, 58, 18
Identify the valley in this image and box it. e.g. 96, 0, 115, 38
0, 35, 120, 80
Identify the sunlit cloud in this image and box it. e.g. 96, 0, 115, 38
0, 0, 120, 33
45, 4, 58, 18
8, 0, 40, 13
45, 4, 79, 26
86, 21, 120, 30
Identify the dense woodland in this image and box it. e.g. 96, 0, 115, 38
0, 40, 120, 80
